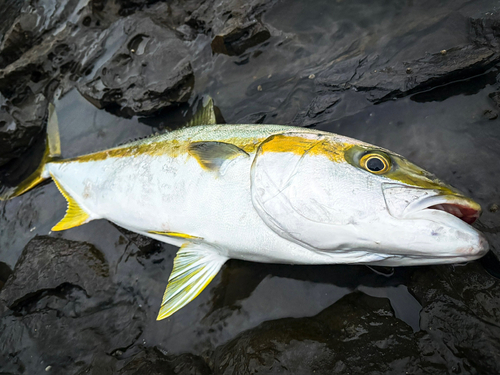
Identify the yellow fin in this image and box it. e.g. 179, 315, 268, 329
51, 174, 89, 231
149, 231, 203, 240
157, 243, 228, 320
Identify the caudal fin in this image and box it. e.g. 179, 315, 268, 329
0, 104, 61, 201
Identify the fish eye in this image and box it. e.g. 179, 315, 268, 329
360, 153, 391, 174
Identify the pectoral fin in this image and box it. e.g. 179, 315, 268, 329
157, 243, 228, 320
188, 141, 248, 172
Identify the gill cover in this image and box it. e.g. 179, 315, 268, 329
251, 132, 354, 250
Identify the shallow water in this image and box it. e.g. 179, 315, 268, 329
1, 0, 500, 373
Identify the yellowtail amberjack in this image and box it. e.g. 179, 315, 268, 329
0, 100, 488, 320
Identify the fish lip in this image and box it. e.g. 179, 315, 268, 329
382, 183, 481, 225
403, 193, 481, 225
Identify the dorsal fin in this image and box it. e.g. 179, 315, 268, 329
115, 96, 222, 147
157, 243, 228, 320
185, 96, 221, 127
51, 174, 90, 231
188, 141, 249, 172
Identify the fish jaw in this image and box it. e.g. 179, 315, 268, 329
381, 183, 488, 262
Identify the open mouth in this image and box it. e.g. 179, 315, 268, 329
382, 183, 482, 225
427, 203, 480, 224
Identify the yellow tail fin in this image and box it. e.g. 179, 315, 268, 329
51, 174, 89, 231
0, 104, 61, 200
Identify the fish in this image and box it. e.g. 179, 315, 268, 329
0, 100, 489, 320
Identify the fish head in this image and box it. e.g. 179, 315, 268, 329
251, 131, 488, 265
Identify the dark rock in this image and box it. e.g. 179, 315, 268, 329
236, 111, 267, 124
184, 0, 274, 56
78, 15, 194, 117
408, 262, 500, 374
117, 347, 211, 375
213, 292, 437, 375
0, 262, 12, 291
0, 0, 83, 69
0, 236, 145, 374
318, 46, 499, 103
114, 0, 163, 17
359, 46, 498, 102
292, 94, 341, 126
483, 109, 498, 120
0, 236, 109, 308
0, 0, 23, 37
211, 20, 271, 56
489, 91, 500, 107
470, 11, 500, 49
0, 91, 47, 167
0, 21, 106, 99
315, 12, 500, 104
0, 0, 107, 167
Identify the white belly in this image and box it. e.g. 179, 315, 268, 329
46, 154, 314, 263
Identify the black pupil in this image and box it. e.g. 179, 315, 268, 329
366, 157, 385, 172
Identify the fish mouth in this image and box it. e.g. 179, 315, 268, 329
381, 183, 487, 261
382, 183, 481, 225
403, 194, 481, 225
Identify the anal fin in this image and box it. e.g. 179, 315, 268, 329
157, 243, 228, 320
51, 174, 89, 231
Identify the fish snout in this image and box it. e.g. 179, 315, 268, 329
456, 231, 489, 258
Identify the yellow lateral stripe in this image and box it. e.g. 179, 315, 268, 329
259, 133, 349, 163
51, 174, 90, 231
149, 231, 203, 240
59, 136, 266, 164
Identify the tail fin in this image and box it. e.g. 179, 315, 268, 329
0, 104, 61, 200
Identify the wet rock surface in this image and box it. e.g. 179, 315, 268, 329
0, 0, 106, 166
0, 91, 47, 167
1, 0, 500, 374
213, 292, 422, 375
116, 348, 211, 375
77, 15, 194, 117
0, 236, 144, 374
408, 262, 500, 374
